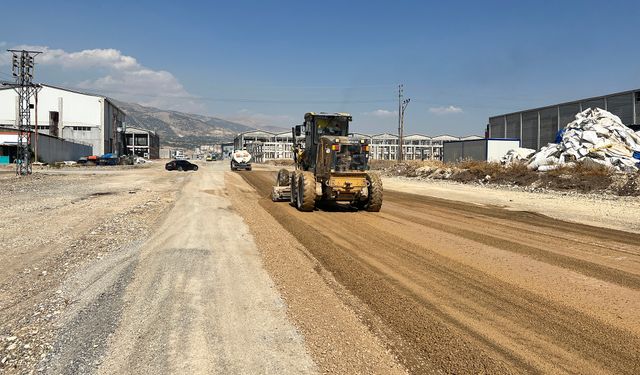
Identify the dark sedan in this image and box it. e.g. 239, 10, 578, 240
165, 160, 199, 171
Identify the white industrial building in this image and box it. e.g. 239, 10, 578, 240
234, 129, 482, 162
0, 84, 126, 156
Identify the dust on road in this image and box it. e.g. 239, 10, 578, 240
239, 170, 640, 375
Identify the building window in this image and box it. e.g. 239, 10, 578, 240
134, 135, 148, 146
72, 126, 92, 131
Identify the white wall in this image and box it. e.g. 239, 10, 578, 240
0, 86, 102, 127
487, 140, 520, 162
0, 86, 125, 155
443, 139, 521, 162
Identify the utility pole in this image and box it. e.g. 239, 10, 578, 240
397, 84, 410, 162
2, 50, 42, 175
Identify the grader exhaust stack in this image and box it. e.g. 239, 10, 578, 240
271, 112, 383, 212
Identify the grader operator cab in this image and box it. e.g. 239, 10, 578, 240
272, 112, 382, 212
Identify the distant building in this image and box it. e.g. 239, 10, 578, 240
0, 84, 126, 156
234, 129, 482, 161
443, 138, 521, 163
124, 126, 160, 159
159, 147, 172, 159
221, 142, 234, 159
487, 89, 640, 150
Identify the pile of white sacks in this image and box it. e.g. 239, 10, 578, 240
501, 148, 536, 164
524, 108, 640, 172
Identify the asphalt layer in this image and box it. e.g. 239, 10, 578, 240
240, 170, 640, 375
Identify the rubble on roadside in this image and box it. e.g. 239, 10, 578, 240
501, 148, 536, 164
527, 108, 640, 172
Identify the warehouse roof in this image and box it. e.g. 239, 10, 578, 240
0, 83, 124, 113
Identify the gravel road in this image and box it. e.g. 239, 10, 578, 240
1, 163, 318, 375
0, 165, 178, 374
239, 170, 640, 374
93, 162, 316, 375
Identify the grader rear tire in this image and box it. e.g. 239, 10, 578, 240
363, 172, 383, 212
296, 171, 316, 212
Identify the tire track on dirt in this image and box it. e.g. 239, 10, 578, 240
240, 171, 640, 374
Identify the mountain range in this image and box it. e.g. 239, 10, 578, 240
114, 101, 288, 149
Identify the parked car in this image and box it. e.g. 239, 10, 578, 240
165, 159, 199, 171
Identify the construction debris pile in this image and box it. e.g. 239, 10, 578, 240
501, 148, 536, 164
527, 108, 640, 172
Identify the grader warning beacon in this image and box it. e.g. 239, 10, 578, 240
271, 112, 382, 212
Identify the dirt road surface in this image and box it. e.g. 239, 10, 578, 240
0, 165, 178, 373
39, 162, 317, 375
1, 163, 321, 375
239, 170, 640, 374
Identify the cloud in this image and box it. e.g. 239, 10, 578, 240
363, 109, 398, 118
226, 109, 294, 127
0, 44, 201, 113
429, 105, 463, 115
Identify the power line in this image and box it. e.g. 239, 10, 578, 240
56, 84, 396, 104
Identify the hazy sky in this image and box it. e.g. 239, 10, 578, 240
1, 0, 639, 136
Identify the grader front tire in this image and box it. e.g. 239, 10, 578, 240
296, 171, 316, 212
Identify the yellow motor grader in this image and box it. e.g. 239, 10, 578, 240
271, 112, 382, 212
